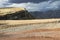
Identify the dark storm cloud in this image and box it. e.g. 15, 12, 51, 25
9, 0, 48, 3
7, 0, 60, 12
0, 0, 60, 12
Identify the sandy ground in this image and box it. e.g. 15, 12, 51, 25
0, 29, 60, 40
0, 19, 60, 40
0, 19, 60, 25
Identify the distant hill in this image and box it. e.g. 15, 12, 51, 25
30, 10, 60, 19
0, 7, 60, 20
0, 7, 34, 20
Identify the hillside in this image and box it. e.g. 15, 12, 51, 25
30, 10, 60, 19
0, 7, 34, 20
0, 7, 25, 15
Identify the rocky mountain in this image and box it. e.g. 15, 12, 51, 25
30, 10, 60, 19
0, 7, 35, 20
0, 7, 60, 20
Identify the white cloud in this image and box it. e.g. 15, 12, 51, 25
0, 0, 8, 2
0, 0, 9, 7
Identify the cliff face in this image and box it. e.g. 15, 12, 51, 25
0, 7, 34, 20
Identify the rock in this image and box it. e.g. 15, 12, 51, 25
0, 7, 35, 20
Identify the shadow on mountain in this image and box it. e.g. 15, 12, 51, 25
30, 10, 60, 19
0, 10, 35, 20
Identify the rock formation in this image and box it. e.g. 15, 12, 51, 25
0, 7, 34, 20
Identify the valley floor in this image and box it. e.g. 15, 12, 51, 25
0, 19, 60, 40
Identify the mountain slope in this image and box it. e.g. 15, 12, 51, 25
30, 10, 60, 19
0, 7, 34, 20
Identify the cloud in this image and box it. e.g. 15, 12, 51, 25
6, 0, 60, 12
9, 0, 48, 3
0, 0, 9, 7
0, 0, 8, 3
0, 0, 60, 12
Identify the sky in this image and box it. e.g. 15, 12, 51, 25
0, 0, 60, 12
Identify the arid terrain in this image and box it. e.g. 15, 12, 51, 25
0, 7, 25, 16
0, 19, 60, 40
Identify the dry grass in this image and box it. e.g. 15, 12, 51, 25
0, 19, 60, 29
0, 7, 25, 16
0, 19, 60, 25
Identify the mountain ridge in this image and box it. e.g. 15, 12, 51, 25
30, 10, 60, 19
0, 7, 34, 20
